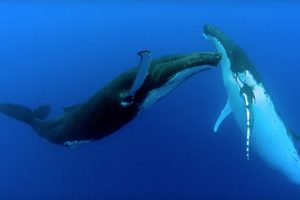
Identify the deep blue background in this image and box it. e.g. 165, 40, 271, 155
0, 2, 300, 199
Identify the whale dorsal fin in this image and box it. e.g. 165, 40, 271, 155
33, 105, 51, 120
121, 50, 152, 107
293, 134, 300, 142
63, 104, 80, 113
289, 128, 300, 142
214, 99, 232, 132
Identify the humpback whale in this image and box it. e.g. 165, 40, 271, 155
0, 51, 221, 148
203, 25, 300, 185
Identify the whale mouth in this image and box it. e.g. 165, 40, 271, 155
140, 65, 212, 110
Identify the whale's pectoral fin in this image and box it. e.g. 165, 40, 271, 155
121, 50, 152, 107
127, 50, 152, 97
214, 99, 232, 133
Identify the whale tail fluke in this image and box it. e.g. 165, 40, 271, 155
0, 103, 51, 125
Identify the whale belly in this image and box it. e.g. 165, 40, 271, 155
251, 84, 300, 184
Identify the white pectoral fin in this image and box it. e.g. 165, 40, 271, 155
214, 100, 232, 133
121, 50, 152, 107
128, 50, 152, 97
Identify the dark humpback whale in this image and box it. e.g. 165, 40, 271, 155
0, 51, 221, 148
203, 25, 300, 185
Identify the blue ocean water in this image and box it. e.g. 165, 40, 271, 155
0, 1, 300, 199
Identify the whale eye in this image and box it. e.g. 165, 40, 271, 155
238, 70, 257, 87
238, 72, 247, 83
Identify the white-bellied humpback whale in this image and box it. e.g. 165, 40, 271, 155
203, 24, 300, 185
0, 51, 221, 148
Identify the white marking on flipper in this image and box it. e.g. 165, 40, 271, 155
214, 100, 232, 132
242, 92, 252, 160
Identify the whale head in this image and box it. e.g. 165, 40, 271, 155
203, 25, 262, 87
136, 52, 222, 110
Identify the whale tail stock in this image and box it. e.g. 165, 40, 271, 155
0, 103, 51, 126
